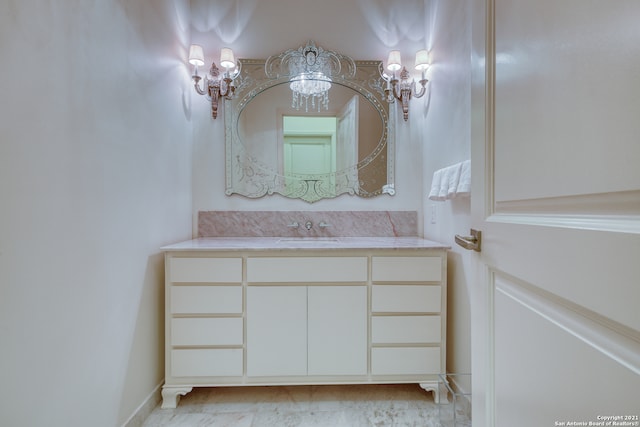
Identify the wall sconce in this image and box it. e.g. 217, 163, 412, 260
188, 44, 241, 119
382, 49, 430, 121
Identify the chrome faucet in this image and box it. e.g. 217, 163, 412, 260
305, 221, 313, 230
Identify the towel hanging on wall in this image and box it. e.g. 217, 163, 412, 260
428, 160, 470, 201
456, 160, 471, 197
428, 169, 446, 201
446, 162, 463, 199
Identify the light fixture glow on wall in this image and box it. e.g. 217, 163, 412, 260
188, 44, 241, 119
382, 49, 430, 121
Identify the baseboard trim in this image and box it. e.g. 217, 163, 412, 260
121, 381, 163, 427
443, 373, 472, 421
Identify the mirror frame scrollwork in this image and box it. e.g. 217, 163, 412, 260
224, 40, 396, 203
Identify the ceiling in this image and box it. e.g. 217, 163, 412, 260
189, 0, 429, 65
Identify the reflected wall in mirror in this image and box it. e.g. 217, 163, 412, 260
224, 40, 395, 203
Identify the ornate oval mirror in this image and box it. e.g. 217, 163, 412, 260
224, 41, 395, 203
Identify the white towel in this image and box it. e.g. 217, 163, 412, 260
456, 160, 471, 196
437, 166, 450, 200
446, 163, 463, 199
428, 161, 471, 201
428, 169, 445, 201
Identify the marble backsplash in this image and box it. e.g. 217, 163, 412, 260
198, 211, 418, 238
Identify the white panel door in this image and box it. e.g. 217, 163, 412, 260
337, 95, 359, 188
284, 135, 333, 175
471, 1, 640, 426
307, 286, 367, 375
246, 286, 307, 376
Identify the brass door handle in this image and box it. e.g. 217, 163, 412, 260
455, 229, 481, 252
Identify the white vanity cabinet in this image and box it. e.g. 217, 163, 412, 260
167, 257, 244, 381
246, 257, 368, 377
161, 241, 447, 409
246, 286, 308, 376
370, 257, 443, 377
307, 285, 368, 376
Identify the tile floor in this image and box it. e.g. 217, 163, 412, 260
142, 384, 443, 427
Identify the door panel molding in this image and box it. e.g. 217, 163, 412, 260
492, 269, 640, 376
495, 190, 640, 216
488, 212, 640, 234
494, 276, 640, 424
486, 266, 496, 427
487, 0, 640, 227
483, 0, 496, 219
491, 189, 640, 233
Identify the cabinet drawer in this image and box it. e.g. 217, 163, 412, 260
247, 257, 367, 282
372, 316, 441, 344
169, 257, 242, 283
371, 347, 441, 375
372, 256, 441, 282
171, 318, 243, 346
171, 349, 243, 377
372, 285, 441, 313
171, 286, 242, 314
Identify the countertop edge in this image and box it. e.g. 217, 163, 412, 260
160, 237, 450, 251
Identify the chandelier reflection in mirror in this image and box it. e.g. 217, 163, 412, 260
188, 44, 241, 119
290, 71, 331, 112
283, 41, 340, 112
269, 41, 355, 113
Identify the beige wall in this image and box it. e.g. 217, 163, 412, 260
0, 1, 193, 426
422, 0, 473, 392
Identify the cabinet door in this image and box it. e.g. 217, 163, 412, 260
307, 286, 367, 376
246, 286, 307, 376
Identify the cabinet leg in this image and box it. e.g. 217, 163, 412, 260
419, 382, 448, 404
161, 385, 193, 409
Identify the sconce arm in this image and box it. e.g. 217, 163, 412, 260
192, 74, 208, 96
228, 60, 242, 81
391, 80, 403, 102
413, 78, 428, 99
220, 77, 235, 99
192, 73, 235, 119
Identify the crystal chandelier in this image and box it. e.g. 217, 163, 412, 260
284, 41, 337, 112
289, 71, 332, 112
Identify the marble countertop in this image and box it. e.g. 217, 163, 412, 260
161, 236, 449, 251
